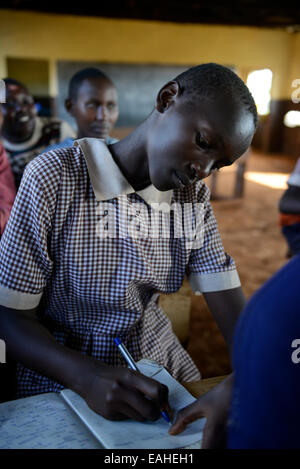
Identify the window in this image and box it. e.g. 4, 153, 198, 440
283, 110, 300, 128
247, 69, 273, 116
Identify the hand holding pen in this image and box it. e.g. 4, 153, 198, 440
114, 337, 171, 423
81, 343, 170, 423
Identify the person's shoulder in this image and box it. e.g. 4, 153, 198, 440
106, 136, 119, 144
38, 116, 61, 130
0, 142, 9, 170
238, 255, 300, 334
254, 255, 300, 301
0, 141, 5, 160
24, 144, 82, 185
39, 117, 76, 140
43, 137, 75, 154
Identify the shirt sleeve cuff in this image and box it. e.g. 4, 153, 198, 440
0, 285, 43, 310
188, 269, 241, 294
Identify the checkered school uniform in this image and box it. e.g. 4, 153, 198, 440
0, 139, 240, 397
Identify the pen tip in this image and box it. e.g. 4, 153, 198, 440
161, 410, 171, 423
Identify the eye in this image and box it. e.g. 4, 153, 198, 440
195, 133, 210, 150
86, 102, 97, 109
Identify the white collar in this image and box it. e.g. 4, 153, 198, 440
74, 138, 173, 207
2, 116, 43, 151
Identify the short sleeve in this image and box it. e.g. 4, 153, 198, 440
0, 159, 55, 309
186, 183, 241, 294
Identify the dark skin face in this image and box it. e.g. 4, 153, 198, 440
65, 77, 119, 140
146, 81, 256, 191
110, 80, 255, 192
1, 84, 36, 143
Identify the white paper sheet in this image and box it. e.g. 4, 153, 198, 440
0, 392, 100, 449
61, 360, 205, 449
0, 360, 205, 449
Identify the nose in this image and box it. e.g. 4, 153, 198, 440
96, 105, 108, 120
190, 162, 212, 180
15, 102, 25, 113
15, 100, 30, 114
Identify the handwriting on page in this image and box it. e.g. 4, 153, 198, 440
0, 393, 99, 449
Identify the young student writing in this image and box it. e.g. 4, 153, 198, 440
1, 79, 75, 187
43, 68, 119, 153
0, 63, 257, 443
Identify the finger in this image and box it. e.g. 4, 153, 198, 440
105, 379, 162, 421
109, 401, 147, 422
116, 386, 162, 421
123, 370, 169, 408
169, 401, 205, 435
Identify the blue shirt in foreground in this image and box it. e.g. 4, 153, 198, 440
228, 255, 300, 449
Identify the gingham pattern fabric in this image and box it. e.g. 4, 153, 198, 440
0, 139, 239, 397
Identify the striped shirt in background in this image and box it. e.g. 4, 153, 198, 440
2, 116, 75, 188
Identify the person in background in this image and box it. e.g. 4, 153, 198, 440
0, 107, 15, 236
279, 157, 300, 257
44, 68, 119, 153
1, 78, 75, 188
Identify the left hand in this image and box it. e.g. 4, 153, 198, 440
169, 374, 234, 448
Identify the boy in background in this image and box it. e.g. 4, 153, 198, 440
44, 68, 119, 152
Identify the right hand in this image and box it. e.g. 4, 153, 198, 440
81, 363, 169, 422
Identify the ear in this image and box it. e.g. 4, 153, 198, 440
65, 98, 74, 116
155, 81, 181, 113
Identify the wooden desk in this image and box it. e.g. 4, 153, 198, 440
183, 375, 227, 398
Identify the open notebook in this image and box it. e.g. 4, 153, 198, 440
0, 359, 206, 449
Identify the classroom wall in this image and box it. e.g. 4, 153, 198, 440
0, 9, 297, 99
1, 9, 300, 153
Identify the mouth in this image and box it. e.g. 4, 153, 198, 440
17, 115, 30, 123
91, 124, 110, 133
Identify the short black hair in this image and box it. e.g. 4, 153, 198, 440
68, 68, 115, 101
3, 78, 28, 91
174, 63, 258, 129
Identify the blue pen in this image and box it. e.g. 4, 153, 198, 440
114, 337, 171, 424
